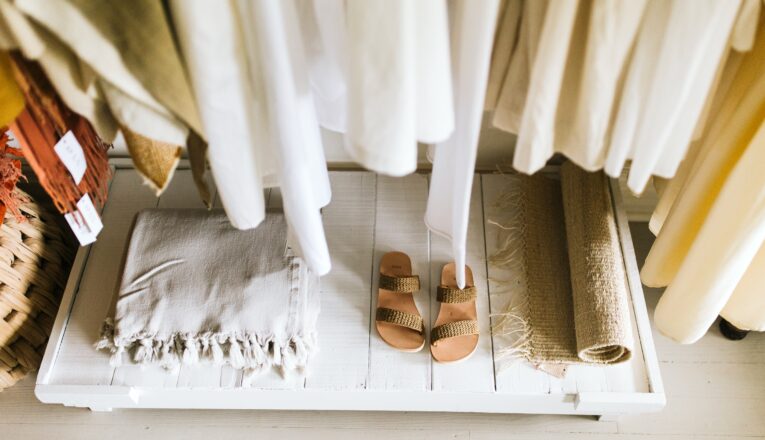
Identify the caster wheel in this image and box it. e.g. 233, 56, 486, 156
719, 318, 749, 341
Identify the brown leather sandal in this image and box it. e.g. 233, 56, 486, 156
375, 251, 425, 352
431, 263, 479, 363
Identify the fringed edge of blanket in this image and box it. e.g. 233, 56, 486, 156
486, 175, 534, 371
95, 318, 318, 377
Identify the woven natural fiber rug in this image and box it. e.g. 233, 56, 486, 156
492, 162, 633, 372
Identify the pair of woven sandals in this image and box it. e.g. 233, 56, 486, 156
375, 251, 479, 363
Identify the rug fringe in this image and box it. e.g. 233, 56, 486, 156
486, 175, 534, 371
95, 317, 317, 377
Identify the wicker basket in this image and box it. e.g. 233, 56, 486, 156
0, 189, 75, 390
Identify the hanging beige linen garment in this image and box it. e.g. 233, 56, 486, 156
555, 0, 646, 171
492, 0, 644, 174
509, 0, 579, 174
653, 118, 765, 343
344, 0, 453, 176
641, 25, 765, 288
604, 0, 741, 194
493, 0, 575, 141
484, 0, 522, 111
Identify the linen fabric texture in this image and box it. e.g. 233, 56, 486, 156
643, 17, 765, 342
171, 0, 332, 276
492, 163, 633, 368
97, 209, 321, 377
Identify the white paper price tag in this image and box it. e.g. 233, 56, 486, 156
64, 194, 103, 246
54, 131, 87, 184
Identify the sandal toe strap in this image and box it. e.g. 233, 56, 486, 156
379, 273, 420, 293
376, 307, 423, 333
436, 285, 477, 303
431, 320, 478, 345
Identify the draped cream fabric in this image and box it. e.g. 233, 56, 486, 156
344, 0, 454, 176
652, 118, 765, 343
615, 0, 741, 193
641, 26, 765, 288
644, 17, 765, 342
485, 0, 522, 111
488, 0, 745, 195
491, 0, 645, 175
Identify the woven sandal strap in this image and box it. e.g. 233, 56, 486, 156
379, 273, 420, 293
375, 307, 423, 333
436, 285, 477, 303
431, 320, 479, 344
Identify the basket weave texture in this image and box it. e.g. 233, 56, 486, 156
0, 189, 74, 390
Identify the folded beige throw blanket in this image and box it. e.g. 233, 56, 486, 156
96, 209, 320, 376
492, 162, 633, 370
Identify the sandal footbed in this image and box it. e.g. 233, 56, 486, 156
376, 251, 425, 351
431, 263, 479, 363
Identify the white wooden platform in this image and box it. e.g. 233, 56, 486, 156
34, 164, 664, 417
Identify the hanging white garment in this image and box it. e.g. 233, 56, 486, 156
296, 0, 347, 133
171, 0, 332, 275
170, 0, 267, 230
605, 0, 741, 194
344, 0, 453, 176
426, 0, 499, 288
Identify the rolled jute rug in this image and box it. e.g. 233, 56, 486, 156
491, 162, 633, 375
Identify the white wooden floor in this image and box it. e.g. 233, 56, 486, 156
1, 173, 764, 438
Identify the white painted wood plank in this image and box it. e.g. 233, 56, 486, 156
306, 172, 376, 390
611, 181, 661, 395
369, 174, 431, 391
429, 175, 494, 392
37, 165, 116, 385
50, 169, 159, 385
481, 173, 553, 393
111, 170, 211, 388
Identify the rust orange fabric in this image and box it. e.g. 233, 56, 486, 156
8, 53, 110, 214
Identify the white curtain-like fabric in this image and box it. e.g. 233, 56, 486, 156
426, 0, 500, 288
600, 0, 742, 194
171, 0, 332, 275
296, 0, 348, 134
344, 0, 453, 176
